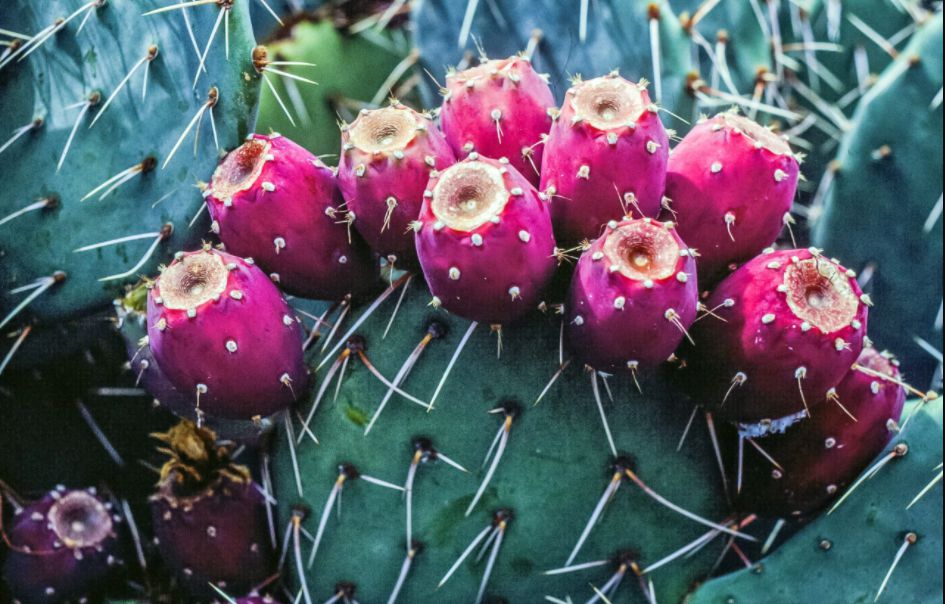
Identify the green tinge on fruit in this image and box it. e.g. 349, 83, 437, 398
812, 13, 943, 382
412, 0, 696, 119
272, 285, 729, 601
690, 398, 944, 604
0, 0, 260, 325
255, 19, 413, 159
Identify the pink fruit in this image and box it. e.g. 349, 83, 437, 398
732, 346, 906, 517
681, 248, 869, 422
206, 133, 378, 300
566, 217, 698, 371
337, 102, 455, 267
2, 487, 120, 604
664, 113, 799, 284
440, 55, 555, 186
146, 248, 308, 420
414, 155, 557, 324
542, 74, 669, 246
150, 421, 273, 599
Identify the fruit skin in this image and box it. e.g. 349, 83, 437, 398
681, 248, 868, 422
337, 102, 455, 266
664, 113, 799, 285
2, 487, 120, 604
207, 133, 379, 301
151, 478, 272, 598
115, 289, 271, 444
566, 218, 698, 371
732, 346, 906, 518
146, 248, 308, 420
439, 56, 555, 186
542, 75, 669, 245
415, 155, 557, 324
149, 421, 274, 599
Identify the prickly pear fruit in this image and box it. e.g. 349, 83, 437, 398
415, 155, 556, 324
115, 288, 271, 444
664, 113, 799, 284
566, 217, 698, 371
206, 133, 378, 301
337, 102, 456, 267
146, 248, 308, 420
2, 487, 120, 604
682, 248, 868, 422
542, 74, 669, 245
149, 421, 273, 598
439, 56, 555, 186
732, 346, 906, 518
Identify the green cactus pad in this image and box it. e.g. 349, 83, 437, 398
690, 398, 943, 604
254, 18, 414, 159
812, 13, 943, 382
0, 0, 259, 325
271, 281, 737, 602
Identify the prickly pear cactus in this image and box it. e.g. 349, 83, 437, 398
691, 398, 944, 603
813, 13, 943, 383
0, 0, 260, 328
255, 18, 415, 159
413, 0, 695, 117
272, 285, 735, 602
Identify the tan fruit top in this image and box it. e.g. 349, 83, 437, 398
783, 258, 859, 332
159, 251, 229, 311
570, 76, 645, 130
48, 491, 113, 549
212, 138, 271, 201
603, 220, 680, 281
349, 106, 419, 153
719, 113, 792, 155
431, 161, 510, 232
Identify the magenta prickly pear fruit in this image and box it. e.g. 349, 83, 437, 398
440, 55, 555, 187
150, 421, 273, 598
541, 73, 669, 246
664, 112, 800, 284
2, 486, 120, 604
415, 154, 557, 324
206, 133, 378, 301
116, 289, 273, 443
146, 248, 308, 420
337, 102, 455, 267
566, 217, 698, 371
733, 346, 906, 518
682, 248, 869, 422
